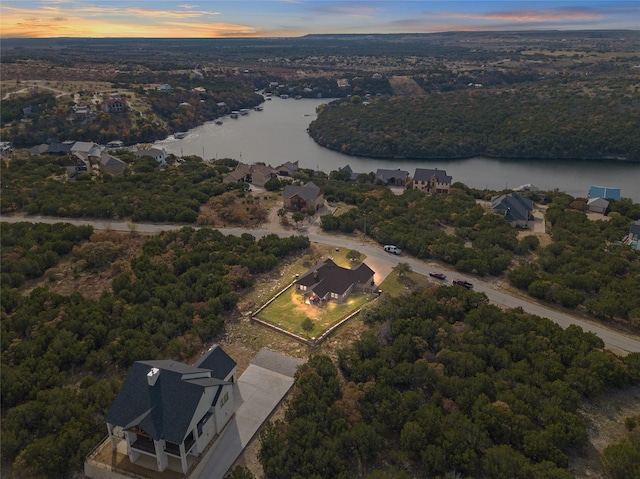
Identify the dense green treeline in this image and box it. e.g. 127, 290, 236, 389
0, 225, 309, 477
1, 222, 93, 289
260, 288, 640, 479
508, 202, 640, 324
322, 187, 528, 277
0, 155, 240, 222
308, 79, 640, 161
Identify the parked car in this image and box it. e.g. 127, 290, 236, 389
384, 245, 401, 255
453, 279, 473, 289
429, 272, 446, 280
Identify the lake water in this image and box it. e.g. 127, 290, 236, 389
155, 97, 640, 202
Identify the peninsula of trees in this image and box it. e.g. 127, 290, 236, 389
308, 78, 640, 161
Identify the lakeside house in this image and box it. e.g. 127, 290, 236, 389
586, 197, 609, 214
223, 162, 278, 187
412, 168, 452, 194
104, 346, 236, 474
282, 181, 324, 211
276, 161, 299, 177
589, 185, 621, 201
491, 193, 534, 228
375, 168, 409, 187
135, 147, 167, 166
295, 258, 375, 304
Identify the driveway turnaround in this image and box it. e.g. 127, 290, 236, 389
191, 349, 304, 479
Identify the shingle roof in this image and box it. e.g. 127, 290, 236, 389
296, 258, 374, 297
106, 353, 232, 445
491, 194, 534, 222
283, 181, 322, 200
194, 345, 237, 379
376, 169, 409, 182
413, 168, 452, 184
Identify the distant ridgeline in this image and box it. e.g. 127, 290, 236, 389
308, 79, 640, 161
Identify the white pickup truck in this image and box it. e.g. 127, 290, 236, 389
384, 245, 402, 255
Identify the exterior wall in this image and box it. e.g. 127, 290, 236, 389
587, 205, 607, 214
188, 387, 219, 439
355, 275, 375, 293
416, 178, 450, 193
195, 412, 218, 454
213, 385, 235, 434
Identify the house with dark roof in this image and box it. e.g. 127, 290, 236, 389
283, 181, 324, 211
335, 164, 361, 181
223, 162, 277, 187
589, 185, 621, 201
105, 345, 236, 474
276, 161, 299, 177
28, 142, 73, 156
376, 168, 409, 187
413, 168, 452, 194
491, 193, 534, 227
296, 258, 375, 304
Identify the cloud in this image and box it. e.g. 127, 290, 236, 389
310, 2, 384, 18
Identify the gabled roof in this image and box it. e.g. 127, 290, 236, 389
296, 258, 374, 297
194, 345, 237, 379
29, 144, 49, 156
135, 148, 165, 158
589, 186, 621, 201
413, 168, 452, 184
491, 194, 534, 222
278, 161, 299, 172
376, 169, 409, 182
99, 153, 127, 174
587, 197, 609, 208
283, 181, 322, 200
106, 356, 232, 445
71, 141, 99, 154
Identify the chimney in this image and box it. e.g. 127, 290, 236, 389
313, 270, 318, 279
147, 367, 160, 386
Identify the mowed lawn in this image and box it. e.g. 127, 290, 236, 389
256, 285, 374, 337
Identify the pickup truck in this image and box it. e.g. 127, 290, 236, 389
384, 245, 401, 255
453, 279, 473, 289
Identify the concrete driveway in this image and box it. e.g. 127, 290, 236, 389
190, 349, 304, 479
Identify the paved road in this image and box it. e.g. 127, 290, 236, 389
3, 214, 640, 354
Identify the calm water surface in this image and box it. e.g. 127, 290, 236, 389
155, 97, 640, 202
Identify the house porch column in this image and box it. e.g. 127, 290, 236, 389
179, 442, 188, 473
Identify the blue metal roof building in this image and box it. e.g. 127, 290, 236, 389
589, 186, 621, 201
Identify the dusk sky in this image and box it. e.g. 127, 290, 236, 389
1, 1, 638, 38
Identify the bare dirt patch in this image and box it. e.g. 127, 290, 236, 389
569, 386, 640, 478
389, 76, 427, 96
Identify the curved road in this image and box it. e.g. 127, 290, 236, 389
3, 214, 640, 354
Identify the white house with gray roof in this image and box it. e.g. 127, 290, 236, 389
104, 346, 236, 474
135, 147, 167, 165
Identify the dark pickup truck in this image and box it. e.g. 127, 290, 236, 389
453, 279, 473, 289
